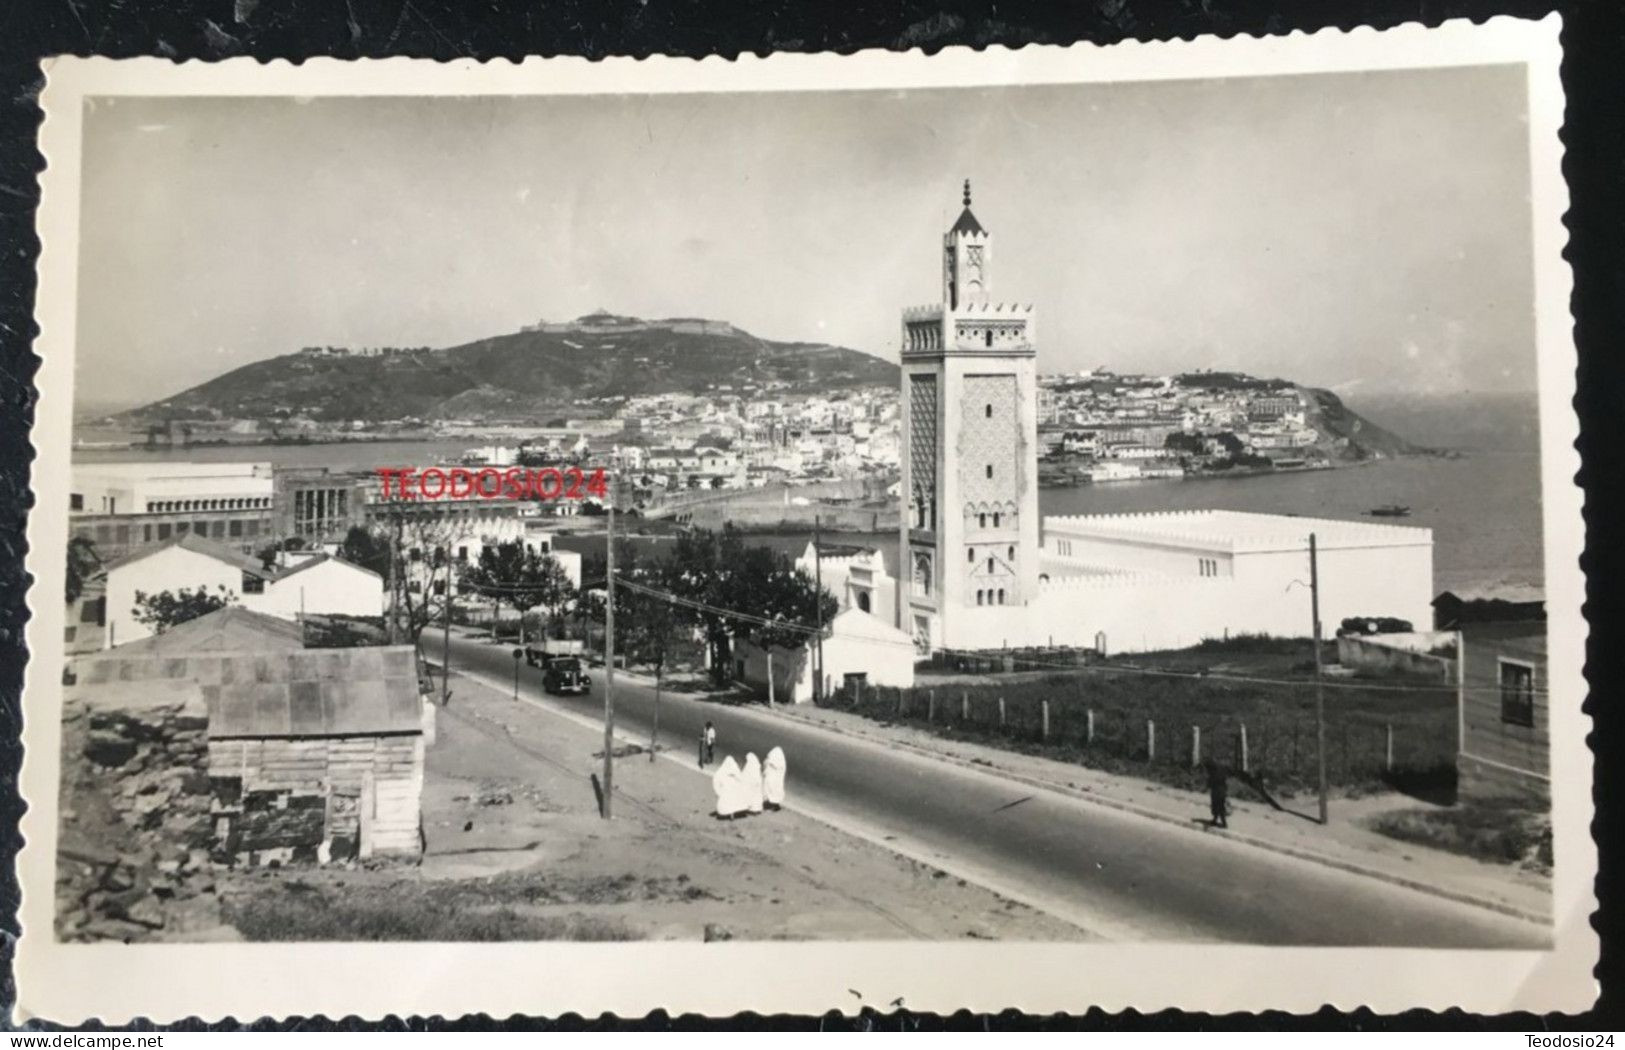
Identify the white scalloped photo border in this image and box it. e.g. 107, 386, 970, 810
20, 14, 1587, 1022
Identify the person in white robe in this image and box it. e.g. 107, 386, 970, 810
711, 755, 746, 819
742, 752, 765, 814
763, 747, 787, 810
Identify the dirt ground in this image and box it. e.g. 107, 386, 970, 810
219, 674, 1082, 942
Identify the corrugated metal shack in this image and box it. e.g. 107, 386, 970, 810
204, 646, 427, 861
69, 611, 428, 863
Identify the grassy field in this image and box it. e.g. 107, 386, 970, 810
1367, 801, 1553, 870
842, 636, 1457, 796
221, 869, 660, 941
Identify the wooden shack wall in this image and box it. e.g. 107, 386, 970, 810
209, 733, 423, 855
1459, 634, 1549, 802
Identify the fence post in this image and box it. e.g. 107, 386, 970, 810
1041, 699, 1050, 743
928, 689, 936, 724
961, 691, 969, 725
1238, 723, 1249, 774
1146, 719, 1156, 762
1191, 725, 1201, 768
1385, 723, 1394, 773
998, 696, 1007, 731
896, 688, 905, 719
1086, 708, 1095, 745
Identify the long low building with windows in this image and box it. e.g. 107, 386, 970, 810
808, 508, 1433, 655
1028, 510, 1434, 653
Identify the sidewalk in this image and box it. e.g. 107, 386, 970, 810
761, 699, 1553, 925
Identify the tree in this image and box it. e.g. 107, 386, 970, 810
369, 502, 471, 646
1164, 432, 1205, 455
132, 585, 235, 634
463, 540, 573, 645
723, 542, 837, 652
254, 535, 307, 571
65, 535, 100, 605
337, 524, 392, 578
615, 558, 689, 759
665, 526, 835, 686
665, 526, 743, 684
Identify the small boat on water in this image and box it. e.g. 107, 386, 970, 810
1368, 504, 1412, 518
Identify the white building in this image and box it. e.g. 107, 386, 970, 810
101, 535, 267, 649
101, 534, 385, 648
795, 542, 897, 621
734, 607, 916, 704
1036, 510, 1433, 652
253, 553, 385, 621
71, 461, 275, 517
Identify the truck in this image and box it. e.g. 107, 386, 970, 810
524, 637, 584, 668
524, 638, 592, 696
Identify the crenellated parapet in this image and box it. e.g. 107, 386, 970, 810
949, 300, 1036, 354
952, 301, 1036, 319
1042, 509, 1432, 554
1038, 567, 1233, 592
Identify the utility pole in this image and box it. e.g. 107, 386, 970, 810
1310, 532, 1328, 825
813, 514, 825, 703
440, 548, 452, 706
387, 514, 402, 645
602, 489, 617, 818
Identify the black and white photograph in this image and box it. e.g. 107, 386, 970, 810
17, 17, 1592, 1020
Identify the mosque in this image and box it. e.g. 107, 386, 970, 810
809, 182, 1437, 659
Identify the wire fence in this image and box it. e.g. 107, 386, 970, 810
825, 672, 1457, 794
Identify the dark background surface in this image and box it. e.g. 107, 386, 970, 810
0, 0, 1619, 1031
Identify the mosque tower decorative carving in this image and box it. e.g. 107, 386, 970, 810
897, 182, 1040, 652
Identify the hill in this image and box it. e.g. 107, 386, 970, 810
120, 314, 899, 424
1302, 387, 1425, 459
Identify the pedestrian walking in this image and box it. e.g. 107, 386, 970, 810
742, 753, 765, 815
711, 756, 747, 820
1204, 759, 1229, 829
704, 721, 717, 767
763, 747, 787, 811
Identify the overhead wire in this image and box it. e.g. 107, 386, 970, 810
453, 569, 1546, 698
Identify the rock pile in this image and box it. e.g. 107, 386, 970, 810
56, 693, 225, 942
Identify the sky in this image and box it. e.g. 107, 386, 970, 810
74, 65, 1537, 412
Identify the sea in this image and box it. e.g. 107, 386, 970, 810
71, 392, 1547, 597
732, 392, 1549, 598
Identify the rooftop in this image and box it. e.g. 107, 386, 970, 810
100, 532, 273, 578
950, 207, 985, 238
71, 644, 423, 737
1043, 509, 1432, 553
98, 605, 304, 654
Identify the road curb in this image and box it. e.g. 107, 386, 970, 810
764, 705, 1551, 928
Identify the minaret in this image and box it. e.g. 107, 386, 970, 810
944, 179, 992, 308
897, 182, 1039, 653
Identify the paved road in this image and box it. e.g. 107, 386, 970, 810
445, 634, 1547, 947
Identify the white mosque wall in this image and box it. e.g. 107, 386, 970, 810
936, 536, 1433, 656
